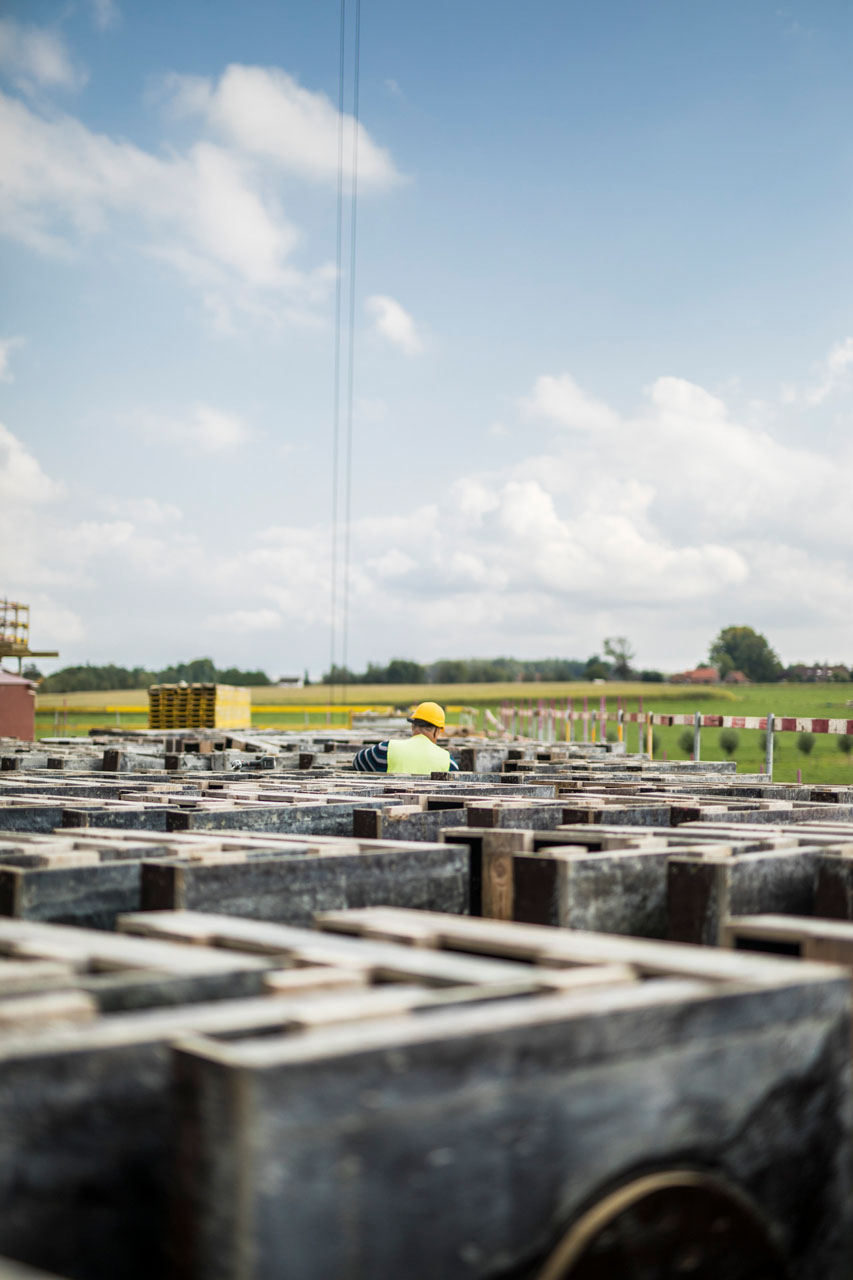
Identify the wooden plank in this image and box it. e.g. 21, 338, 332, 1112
723, 913, 853, 966
313, 907, 837, 986
0, 989, 96, 1030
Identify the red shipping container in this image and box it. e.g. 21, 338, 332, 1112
0, 670, 36, 741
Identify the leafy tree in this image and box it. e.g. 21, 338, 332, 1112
384, 658, 426, 684
320, 655, 587, 685
217, 667, 271, 686
709, 626, 782, 682
429, 659, 469, 684
638, 669, 664, 682
39, 658, 272, 693
838, 734, 853, 762
21, 664, 43, 681
323, 664, 361, 685
719, 728, 740, 758
603, 636, 635, 680
584, 655, 610, 680
796, 732, 815, 757
677, 729, 694, 757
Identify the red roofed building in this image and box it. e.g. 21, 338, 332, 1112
670, 666, 720, 685
0, 669, 36, 741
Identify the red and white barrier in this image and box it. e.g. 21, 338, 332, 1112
620, 713, 853, 735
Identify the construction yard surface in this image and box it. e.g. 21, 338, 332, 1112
0, 724, 851, 1276
33, 680, 853, 783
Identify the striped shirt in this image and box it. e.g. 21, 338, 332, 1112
352, 740, 460, 773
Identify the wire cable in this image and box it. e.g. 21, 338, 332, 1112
340, 0, 361, 707
328, 0, 347, 709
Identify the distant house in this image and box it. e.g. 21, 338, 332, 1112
276, 674, 304, 688
787, 663, 851, 683
670, 666, 720, 685
723, 670, 749, 685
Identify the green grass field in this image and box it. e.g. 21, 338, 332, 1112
36, 681, 735, 712
34, 681, 853, 785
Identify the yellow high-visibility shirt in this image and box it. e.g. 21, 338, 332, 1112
386, 734, 452, 775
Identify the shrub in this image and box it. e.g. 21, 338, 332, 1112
796, 732, 815, 757
838, 734, 853, 760
677, 729, 694, 757
719, 728, 740, 758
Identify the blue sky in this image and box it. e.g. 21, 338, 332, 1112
2, 0, 853, 678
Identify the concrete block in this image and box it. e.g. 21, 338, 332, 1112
668, 850, 819, 947
174, 960, 852, 1280
140, 846, 469, 924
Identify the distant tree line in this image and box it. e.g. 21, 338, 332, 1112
34, 658, 272, 693
26, 626, 853, 695
321, 650, 665, 685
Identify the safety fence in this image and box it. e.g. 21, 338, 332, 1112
494, 699, 853, 779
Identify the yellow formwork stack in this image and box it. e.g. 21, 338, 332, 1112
148, 683, 251, 730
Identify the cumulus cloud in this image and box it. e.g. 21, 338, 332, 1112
0, 423, 81, 640
203, 607, 282, 633
365, 295, 422, 354
163, 64, 400, 188
98, 496, 181, 524
520, 373, 619, 431
8, 356, 853, 673
89, 0, 119, 31
805, 336, 853, 405
0, 336, 24, 382
779, 336, 853, 407
0, 91, 303, 284
137, 404, 253, 454
0, 19, 85, 94
0, 63, 398, 319
0, 422, 60, 504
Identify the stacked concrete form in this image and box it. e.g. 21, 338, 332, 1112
0, 729, 851, 1276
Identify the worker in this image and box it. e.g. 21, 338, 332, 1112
352, 701, 459, 774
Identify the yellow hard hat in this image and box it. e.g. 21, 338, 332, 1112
408, 701, 446, 729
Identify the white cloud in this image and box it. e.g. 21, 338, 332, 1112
781, 335, 853, 407
805, 336, 853, 405
203, 608, 281, 633
0, 19, 85, 94
365, 295, 422, 354
0, 91, 305, 287
0, 336, 24, 382
8, 354, 853, 674
98, 496, 182, 524
0, 59, 401, 328
519, 373, 619, 431
137, 404, 253, 454
164, 64, 400, 188
356, 397, 388, 422
0, 421, 59, 504
0, 77, 394, 323
89, 0, 119, 31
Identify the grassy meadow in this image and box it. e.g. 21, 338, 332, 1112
34, 680, 853, 784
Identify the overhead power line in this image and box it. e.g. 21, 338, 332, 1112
329, 0, 361, 706
329, 0, 347, 707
